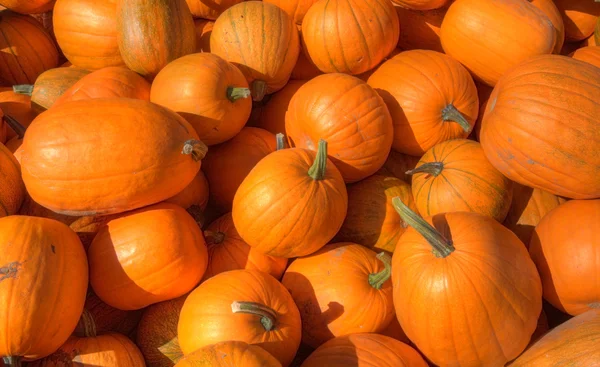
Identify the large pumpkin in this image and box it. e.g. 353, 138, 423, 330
440, 0, 556, 86
53, 0, 125, 70
263, 0, 318, 24
0, 143, 24, 218
394, 4, 448, 52
185, 0, 243, 20
302, 0, 399, 75
175, 341, 281, 367
232, 140, 348, 258
286, 73, 393, 183
480, 55, 600, 199
367, 50, 478, 156
88, 203, 208, 310
0, 10, 59, 85
116, 0, 196, 79
569, 45, 600, 68
0, 216, 88, 362
529, 199, 600, 316
0, 0, 55, 14
151, 53, 252, 145
210, 1, 300, 101
391, 199, 542, 366
530, 0, 565, 54
21, 98, 206, 216
554, 0, 600, 42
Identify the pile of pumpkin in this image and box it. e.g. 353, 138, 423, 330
1, 0, 600, 366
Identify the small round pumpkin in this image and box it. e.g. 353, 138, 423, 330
554, 0, 600, 42
286, 73, 393, 183
0, 0, 55, 14
263, 0, 318, 24
0, 10, 59, 85
569, 45, 600, 68
253, 80, 307, 137
185, 0, 244, 20
194, 19, 213, 52
178, 269, 302, 367
529, 199, 600, 316
151, 53, 252, 146
394, 4, 448, 52
175, 341, 281, 367
88, 203, 209, 310
302, 0, 399, 75
0, 142, 24, 218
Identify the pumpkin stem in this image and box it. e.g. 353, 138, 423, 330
251, 80, 268, 102
231, 301, 277, 331
73, 308, 97, 338
12, 85, 33, 96
442, 104, 472, 133
391, 197, 455, 258
368, 252, 392, 290
227, 87, 251, 102
187, 205, 206, 228
307, 140, 328, 180
204, 230, 225, 245
181, 140, 208, 162
2, 357, 22, 367
3, 115, 26, 139
276, 133, 286, 150
406, 162, 444, 177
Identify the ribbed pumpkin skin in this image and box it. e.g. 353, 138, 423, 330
185, 0, 244, 20
530, 0, 565, 54
0, 216, 88, 361
368, 50, 479, 156
263, 0, 318, 24
302, 0, 399, 75
0, 0, 55, 14
210, 1, 300, 96
163, 170, 210, 211
440, 0, 556, 86
29, 67, 91, 114
0, 143, 24, 217
286, 73, 393, 183
301, 333, 428, 367
254, 80, 307, 137
0, 11, 59, 85
392, 0, 450, 11
175, 341, 282, 367
116, 0, 196, 79
193, 19, 213, 52
53, 0, 125, 70
21, 98, 203, 216
554, 0, 600, 42
529, 200, 600, 316
151, 53, 251, 145
509, 309, 600, 366
570, 45, 600, 68
88, 203, 208, 310
480, 55, 600, 199
394, 4, 448, 52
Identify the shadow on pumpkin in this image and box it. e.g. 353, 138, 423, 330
502, 184, 535, 246
372, 88, 421, 155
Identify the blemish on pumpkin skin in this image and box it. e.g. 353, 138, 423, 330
527, 159, 535, 165
51, 244, 56, 254
0, 261, 22, 282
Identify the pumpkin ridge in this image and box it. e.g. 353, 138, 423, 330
5, 21, 50, 74
438, 173, 477, 212
227, 8, 248, 66
0, 27, 27, 83
344, 0, 373, 68
321, 0, 342, 73
443, 167, 509, 198
513, 94, 598, 131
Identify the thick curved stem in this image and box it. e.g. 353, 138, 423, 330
73, 308, 97, 338
251, 80, 267, 102
181, 140, 208, 162
187, 205, 205, 228
3, 115, 27, 139
12, 85, 33, 96
406, 162, 444, 177
276, 133, 286, 150
308, 140, 328, 180
3, 357, 22, 367
227, 87, 251, 102
204, 230, 225, 245
392, 197, 455, 258
442, 104, 472, 133
231, 301, 277, 331
368, 252, 392, 290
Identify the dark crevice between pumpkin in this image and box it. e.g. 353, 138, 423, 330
204, 230, 225, 245
406, 162, 444, 177
368, 252, 392, 290
250, 80, 268, 102
187, 205, 206, 229
181, 140, 208, 162
12, 84, 33, 96
2, 356, 22, 367
276, 133, 286, 150
3, 115, 26, 139
308, 140, 328, 180
226, 87, 251, 103
442, 104, 472, 133
73, 308, 98, 338
392, 197, 455, 258
231, 301, 277, 331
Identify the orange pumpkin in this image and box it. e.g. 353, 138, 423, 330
503, 183, 567, 247
301, 333, 428, 367
282, 243, 394, 348
116, 0, 196, 79
53, 0, 125, 70
88, 203, 208, 310
178, 269, 302, 367
394, 4, 448, 52
472, 80, 493, 141
232, 140, 348, 258
0, 10, 59, 85
376, 150, 421, 184
17, 193, 77, 227
569, 45, 600, 68
0, 143, 24, 218
253, 80, 306, 137
409, 139, 513, 222
136, 295, 187, 367
175, 341, 281, 367
163, 170, 210, 212
69, 214, 120, 252
508, 309, 600, 366
202, 127, 276, 214
530, 0, 566, 54
193, 18, 213, 52
0, 88, 35, 140
529, 199, 600, 316
204, 212, 288, 280
554, 0, 600, 42
21, 98, 206, 216
185, 0, 244, 20
391, 198, 543, 366
440, 0, 556, 86
290, 27, 323, 80
302, 0, 399, 75
368, 50, 479, 156
263, 0, 318, 24
0, 216, 88, 361
480, 55, 600, 199
211, 1, 300, 101
335, 175, 416, 253
286, 73, 393, 183
392, 0, 450, 10
74, 292, 143, 339
151, 53, 252, 146
0, 0, 55, 14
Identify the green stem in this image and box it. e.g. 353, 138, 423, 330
406, 162, 444, 177
181, 140, 208, 162
231, 301, 277, 331
307, 140, 328, 180
12, 85, 33, 96
276, 133, 286, 150
251, 80, 267, 102
391, 197, 455, 258
442, 104, 472, 133
227, 87, 251, 102
368, 252, 392, 290
3, 115, 26, 139
204, 230, 225, 245
2, 357, 22, 367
